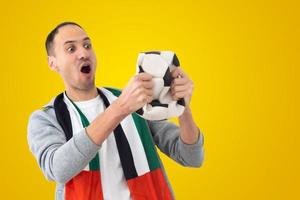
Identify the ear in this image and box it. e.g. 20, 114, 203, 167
48, 56, 59, 72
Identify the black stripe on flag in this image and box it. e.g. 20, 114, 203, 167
114, 124, 138, 180
97, 89, 138, 180
54, 93, 73, 141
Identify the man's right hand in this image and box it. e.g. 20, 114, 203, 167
115, 73, 154, 116
85, 73, 153, 145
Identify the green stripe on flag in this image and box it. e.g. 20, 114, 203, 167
131, 113, 160, 170
69, 96, 100, 171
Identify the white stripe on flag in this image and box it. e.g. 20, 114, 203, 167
63, 93, 91, 171
101, 88, 150, 176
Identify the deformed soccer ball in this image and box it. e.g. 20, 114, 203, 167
136, 51, 185, 120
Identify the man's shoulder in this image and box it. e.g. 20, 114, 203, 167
29, 95, 59, 123
41, 97, 56, 111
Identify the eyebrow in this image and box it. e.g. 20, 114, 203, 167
64, 37, 90, 45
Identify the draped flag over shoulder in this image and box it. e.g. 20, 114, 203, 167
53, 87, 174, 200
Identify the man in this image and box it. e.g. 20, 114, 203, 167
27, 22, 204, 200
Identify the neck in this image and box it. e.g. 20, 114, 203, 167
65, 86, 98, 102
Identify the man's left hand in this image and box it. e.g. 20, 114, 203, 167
170, 68, 194, 106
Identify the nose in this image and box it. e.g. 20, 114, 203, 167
77, 47, 89, 60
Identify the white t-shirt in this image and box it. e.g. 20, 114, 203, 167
63, 93, 131, 200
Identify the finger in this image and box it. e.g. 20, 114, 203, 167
171, 68, 185, 78
171, 95, 178, 101
171, 85, 189, 93
171, 92, 179, 101
144, 88, 153, 97
171, 68, 181, 78
142, 80, 154, 89
146, 95, 153, 103
134, 86, 153, 97
143, 92, 154, 103
173, 91, 186, 99
172, 77, 189, 86
137, 72, 152, 81
137, 94, 148, 104
134, 85, 153, 96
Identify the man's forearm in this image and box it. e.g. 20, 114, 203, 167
178, 106, 200, 144
86, 100, 128, 145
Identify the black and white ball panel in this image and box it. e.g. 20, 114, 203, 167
136, 51, 185, 120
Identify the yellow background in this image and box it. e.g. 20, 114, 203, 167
1, 0, 299, 199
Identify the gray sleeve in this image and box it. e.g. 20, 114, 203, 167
147, 119, 204, 168
27, 109, 101, 184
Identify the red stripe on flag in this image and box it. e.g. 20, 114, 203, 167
127, 168, 173, 200
65, 171, 103, 200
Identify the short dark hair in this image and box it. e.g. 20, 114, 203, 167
45, 22, 83, 56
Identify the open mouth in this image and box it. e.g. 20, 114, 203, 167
81, 64, 91, 74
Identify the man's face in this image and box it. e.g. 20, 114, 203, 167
48, 25, 97, 91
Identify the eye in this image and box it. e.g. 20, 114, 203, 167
84, 43, 92, 49
67, 46, 76, 53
